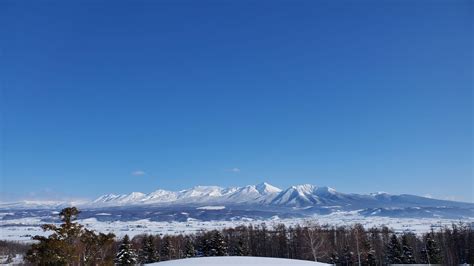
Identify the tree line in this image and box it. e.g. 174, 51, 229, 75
12, 207, 473, 265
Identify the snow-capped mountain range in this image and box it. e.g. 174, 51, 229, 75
1, 183, 472, 220
54, 182, 471, 211
90, 182, 283, 207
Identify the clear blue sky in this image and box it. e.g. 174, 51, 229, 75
1, 1, 472, 202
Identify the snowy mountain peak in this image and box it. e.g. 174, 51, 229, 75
128, 192, 146, 198
291, 184, 317, 194
143, 189, 178, 203
255, 182, 281, 194
119, 192, 146, 202
179, 186, 224, 198
92, 193, 123, 203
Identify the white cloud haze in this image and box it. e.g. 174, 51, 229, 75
131, 170, 147, 176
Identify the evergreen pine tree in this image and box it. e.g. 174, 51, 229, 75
420, 246, 429, 264
366, 249, 376, 266
115, 235, 137, 265
184, 237, 196, 258
421, 233, 442, 264
235, 237, 249, 256
210, 230, 227, 256
160, 236, 174, 261
401, 234, 416, 264
26, 207, 116, 265
198, 234, 211, 256
386, 234, 403, 264
139, 235, 158, 263
26, 207, 84, 264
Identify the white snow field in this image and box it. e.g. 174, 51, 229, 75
196, 205, 226, 210
1, 211, 471, 243
147, 257, 328, 265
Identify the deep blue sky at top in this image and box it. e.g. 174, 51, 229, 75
1, 0, 472, 202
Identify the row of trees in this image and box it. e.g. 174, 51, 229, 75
116, 222, 473, 265
25, 207, 474, 265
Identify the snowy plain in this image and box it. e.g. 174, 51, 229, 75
0, 210, 471, 243
146, 256, 328, 265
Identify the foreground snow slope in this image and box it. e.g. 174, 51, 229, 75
147, 257, 328, 265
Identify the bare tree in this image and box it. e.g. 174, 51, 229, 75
353, 223, 365, 265
303, 221, 326, 262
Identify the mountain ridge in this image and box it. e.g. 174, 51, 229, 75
2, 182, 471, 211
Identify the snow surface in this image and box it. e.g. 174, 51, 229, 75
146, 257, 327, 265
1, 210, 470, 243
196, 206, 226, 210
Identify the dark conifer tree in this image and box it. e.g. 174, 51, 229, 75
366, 249, 376, 266
210, 230, 227, 256
115, 235, 137, 265
26, 207, 83, 264
235, 236, 249, 256
386, 234, 403, 264
160, 236, 174, 261
139, 235, 158, 263
184, 236, 195, 258
199, 233, 212, 256
401, 234, 416, 264
420, 233, 442, 264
